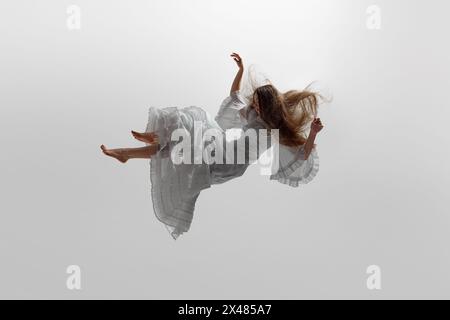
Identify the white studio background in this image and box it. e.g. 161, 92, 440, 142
0, 0, 449, 299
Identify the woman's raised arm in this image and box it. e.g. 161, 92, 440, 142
229, 52, 244, 95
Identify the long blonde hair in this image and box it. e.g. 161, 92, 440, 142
241, 65, 327, 147
247, 84, 324, 147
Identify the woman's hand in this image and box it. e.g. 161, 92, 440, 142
303, 118, 323, 160
230, 52, 244, 70
310, 118, 324, 134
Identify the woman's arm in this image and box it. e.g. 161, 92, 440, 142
303, 118, 324, 160
230, 52, 244, 95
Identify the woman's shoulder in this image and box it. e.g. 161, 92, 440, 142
219, 90, 248, 111
229, 90, 248, 105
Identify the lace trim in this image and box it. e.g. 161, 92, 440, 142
270, 146, 320, 187
145, 106, 209, 240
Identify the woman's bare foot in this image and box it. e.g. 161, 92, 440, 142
100, 145, 129, 163
131, 130, 159, 144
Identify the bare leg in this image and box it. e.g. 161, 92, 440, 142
100, 144, 159, 163
131, 130, 159, 144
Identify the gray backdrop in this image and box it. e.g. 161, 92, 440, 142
1, 0, 449, 299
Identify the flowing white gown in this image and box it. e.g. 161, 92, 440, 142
145, 91, 319, 239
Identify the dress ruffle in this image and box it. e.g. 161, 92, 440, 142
145, 106, 218, 240
270, 146, 320, 187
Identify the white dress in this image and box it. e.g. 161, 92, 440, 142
145, 91, 319, 239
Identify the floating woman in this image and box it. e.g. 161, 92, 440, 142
101, 53, 325, 240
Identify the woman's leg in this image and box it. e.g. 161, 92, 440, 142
131, 130, 159, 144
100, 144, 159, 163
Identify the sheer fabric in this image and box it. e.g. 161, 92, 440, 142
145, 106, 217, 240
214, 90, 320, 187
145, 89, 319, 239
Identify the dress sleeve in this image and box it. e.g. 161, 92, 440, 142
270, 144, 320, 187
219, 115, 271, 166
215, 90, 248, 130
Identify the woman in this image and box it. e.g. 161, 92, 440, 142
101, 53, 325, 239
